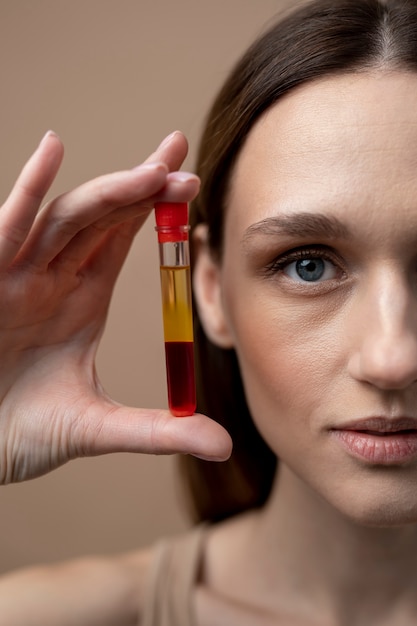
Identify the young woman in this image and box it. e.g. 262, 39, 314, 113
2, 0, 417, 623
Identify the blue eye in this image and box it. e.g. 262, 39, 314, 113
264, 246, 343, 285
295, 258, 325, 281
284, 256, 337, 283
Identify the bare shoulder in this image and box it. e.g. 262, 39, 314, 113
0, 546, 157, 626
121, 545, 155, 615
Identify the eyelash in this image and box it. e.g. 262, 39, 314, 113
264, 245, 345, 281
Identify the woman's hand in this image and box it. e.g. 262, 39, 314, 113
0, 130, 232, 484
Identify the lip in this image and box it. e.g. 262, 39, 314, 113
330, 417, 417, 465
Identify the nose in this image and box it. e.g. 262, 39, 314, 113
347, 270, 417, 390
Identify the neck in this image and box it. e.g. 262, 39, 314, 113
249, 464, 417, 625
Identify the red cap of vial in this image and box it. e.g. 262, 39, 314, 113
155, 202, 189, 243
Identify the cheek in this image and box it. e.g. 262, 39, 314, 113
223, 283, 345, 446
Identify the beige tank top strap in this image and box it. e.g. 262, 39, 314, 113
141, 525, 207, 626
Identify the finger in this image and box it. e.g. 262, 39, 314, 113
64, 217, 146, 294
17, 160, 169, 269
0, 131, 64, 268
77, 403, 233, 462
42, 170, 199, 278
156, 170, 201, 201
144, 130, 189, 172
19, 132, 195, 270
49, 170, 200, 276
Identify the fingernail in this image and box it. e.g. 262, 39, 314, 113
157, 130, 180, 150
39, 129, 59, 147
192, 452, 229, 462
132, 161, 168, 173
168, 171, 200, 183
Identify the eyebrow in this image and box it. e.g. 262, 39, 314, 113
242, 212, 351, 248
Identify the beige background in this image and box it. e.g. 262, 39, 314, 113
0, 0, 289, 574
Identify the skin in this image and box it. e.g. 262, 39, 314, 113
0, 130, 232, 484
193, 71, 417, 624
2, 71, 417, 625
215, 70, 417, 525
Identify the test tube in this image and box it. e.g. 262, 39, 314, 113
154, 202, 196, 416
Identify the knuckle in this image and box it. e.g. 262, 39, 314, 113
0, 221, 29, 247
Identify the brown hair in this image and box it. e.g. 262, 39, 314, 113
180, 0, 417, 523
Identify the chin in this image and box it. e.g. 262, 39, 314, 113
343, 505, 417, 528
332, 484, 417, 528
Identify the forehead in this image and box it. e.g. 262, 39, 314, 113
226, 71, 417, 235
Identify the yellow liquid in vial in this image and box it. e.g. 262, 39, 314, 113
160, 266, 193, 342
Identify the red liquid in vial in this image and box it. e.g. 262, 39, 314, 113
164, 341, 196, 416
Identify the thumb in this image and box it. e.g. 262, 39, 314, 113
76, 402, 233, 462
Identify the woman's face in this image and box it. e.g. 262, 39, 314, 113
217, 71, 417, 525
